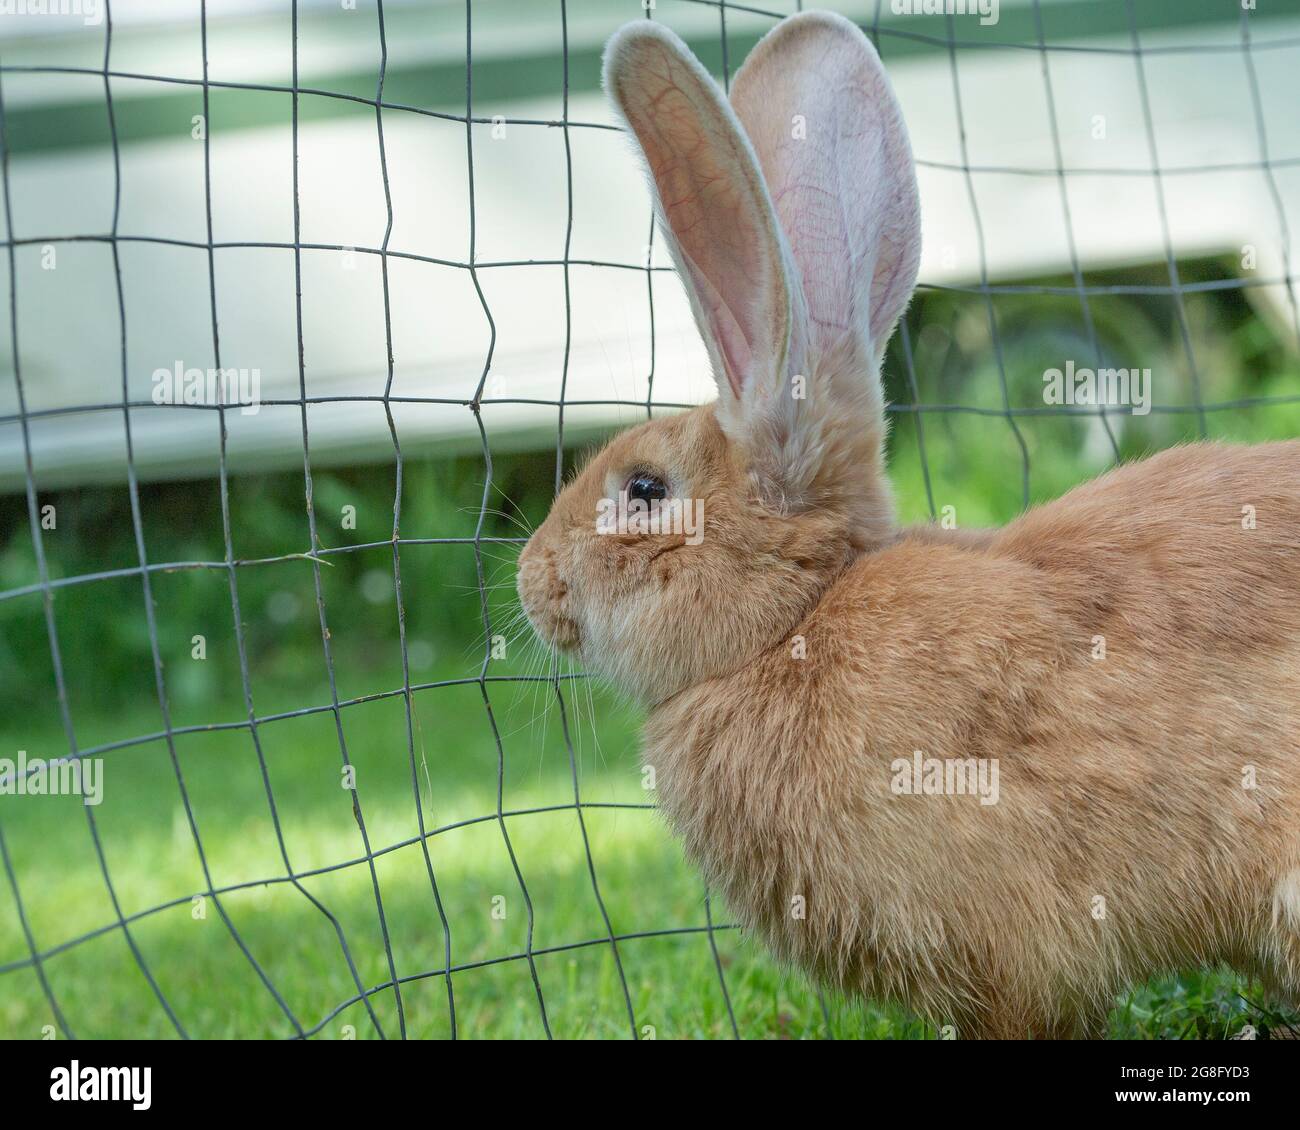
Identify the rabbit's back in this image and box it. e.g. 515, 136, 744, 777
646, 440, 1300, 1036
993, 439, 1300, 653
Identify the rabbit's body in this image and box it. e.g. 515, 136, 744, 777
645, 435, 1300, 1038
518, 11, 1300, 1036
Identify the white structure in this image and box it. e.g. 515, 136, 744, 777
1, 0, 1297, 489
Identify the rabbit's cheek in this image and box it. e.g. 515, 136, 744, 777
597, 535, 650, 588
642, 538, 690, 588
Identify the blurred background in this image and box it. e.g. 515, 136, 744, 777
1, 0, 1299, 1039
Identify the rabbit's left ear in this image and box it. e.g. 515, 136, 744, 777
731, 11, 921, 369
603, 21, 798, 411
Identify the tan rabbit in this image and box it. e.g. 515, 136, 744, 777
516, 11, 1300, 1038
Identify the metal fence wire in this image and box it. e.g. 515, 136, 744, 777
0, 0, 1298, 1039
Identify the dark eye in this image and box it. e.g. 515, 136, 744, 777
626, 472, 668, 503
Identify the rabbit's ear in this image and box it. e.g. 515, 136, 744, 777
603, 22, 797, 407
730, 11, 920, 368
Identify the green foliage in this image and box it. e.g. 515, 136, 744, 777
0, 448, 561, 721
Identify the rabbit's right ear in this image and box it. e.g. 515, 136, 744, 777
603, 22, 799, 414
731, 11, 921, 370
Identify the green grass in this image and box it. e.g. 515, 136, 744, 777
0, 660, 911, 1039
1, 658, 1295, 1040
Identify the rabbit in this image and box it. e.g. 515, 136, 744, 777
516, 10, 1300, 1039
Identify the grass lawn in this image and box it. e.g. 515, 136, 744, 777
1, 659, 1294, 1040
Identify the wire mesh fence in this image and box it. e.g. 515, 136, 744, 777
0, 0, 1298, 1038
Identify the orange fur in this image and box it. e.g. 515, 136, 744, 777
520, 411, 1300, 1038
518, 12, 1300, 1038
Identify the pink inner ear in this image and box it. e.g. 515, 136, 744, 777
773, 89, 895, 342
730, 17, 920, 360
769, 126, 860, 342
678, 254, 752, 399
613, 38, 785, 401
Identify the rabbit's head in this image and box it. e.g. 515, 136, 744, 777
519, 11, 920, 703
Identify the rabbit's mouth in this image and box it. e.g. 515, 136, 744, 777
517, 544, 581, 653
528, 607, 581, 654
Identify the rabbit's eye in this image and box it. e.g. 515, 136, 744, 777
626, 472, 668, 504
